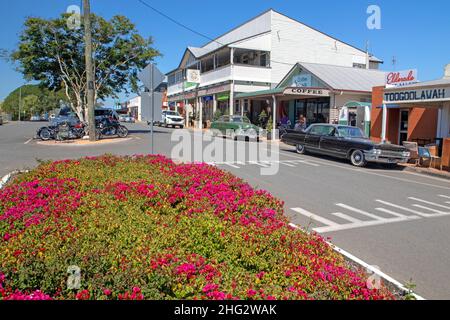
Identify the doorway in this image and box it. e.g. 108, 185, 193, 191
399, 109, 409, 145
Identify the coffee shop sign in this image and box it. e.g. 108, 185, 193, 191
385, 69, 418, 88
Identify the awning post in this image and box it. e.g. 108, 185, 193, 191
381, 104, 387, 143
199, 97, 203, 130
272, 95, 277, 140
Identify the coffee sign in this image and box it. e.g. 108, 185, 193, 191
385, 69, 418, 88
284, 87, 330, 97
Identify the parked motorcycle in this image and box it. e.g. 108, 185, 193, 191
37, 121, 86, 141
37, 125, 58, 141
55, 121, 86, 141
95, 118, 129, 140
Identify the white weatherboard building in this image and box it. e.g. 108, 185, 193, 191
166, 9, 384, 130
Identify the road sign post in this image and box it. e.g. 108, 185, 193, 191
138, 63, 165, 154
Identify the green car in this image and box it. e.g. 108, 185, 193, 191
210, 115, 262, 141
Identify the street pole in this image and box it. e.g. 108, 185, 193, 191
18, 86, 22, 122
150, 64, 154, 154
83, 0, 96, 141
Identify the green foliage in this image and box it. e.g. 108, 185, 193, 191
266, 116, 273, 132
404, 279, 417, 300
213, 109, 223, 121
1, 85, 66, 120
11, 14, 160, 119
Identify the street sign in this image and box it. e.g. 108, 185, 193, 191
138, 63, 165, 91
138, 63, 166, 155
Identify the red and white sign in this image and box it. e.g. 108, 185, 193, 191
385, 69, 418, 88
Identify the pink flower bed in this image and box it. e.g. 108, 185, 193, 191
0, 155, 394, 300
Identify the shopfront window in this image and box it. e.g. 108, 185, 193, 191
295, 98, 330, 127
234, 100, 240, 114
306, 98, 330, 125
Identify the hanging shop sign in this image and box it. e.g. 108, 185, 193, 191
384, 87, 449, 103
292, 74, 312, 87
186, 69, 201, 84
202, 95, 214, 102
284, 87, 330, 97
216, 92, 230, 101
385, 69, 418, 88
198, 84, 231, 97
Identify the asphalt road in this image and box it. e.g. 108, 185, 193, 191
1, 121, 450, 299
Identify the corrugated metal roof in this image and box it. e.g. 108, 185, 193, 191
298, 62, 386, 92
187, 46, 211, 58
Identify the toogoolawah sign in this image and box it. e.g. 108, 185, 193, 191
384, 87, 450, 104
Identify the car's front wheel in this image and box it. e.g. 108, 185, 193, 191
296, 144, 306, 154
350, 150, 367, 167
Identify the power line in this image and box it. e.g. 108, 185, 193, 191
137, 0, 220, 45
136, 0, 296, 68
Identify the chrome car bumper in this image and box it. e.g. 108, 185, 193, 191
364, 153, 409, 164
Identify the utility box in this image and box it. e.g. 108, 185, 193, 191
338, 101, 372, 137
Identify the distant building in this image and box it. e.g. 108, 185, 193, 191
123, 82, 168, 122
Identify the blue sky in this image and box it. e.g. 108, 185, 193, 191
1, 0, 449, 105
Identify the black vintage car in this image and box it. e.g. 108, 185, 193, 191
281, 124, 410, 167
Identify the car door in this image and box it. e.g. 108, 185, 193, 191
319, 127, 343, 156
304, 125, 324, 151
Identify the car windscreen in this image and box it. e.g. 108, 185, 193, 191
166, 111, 179, 116
231, 116, 249, 123
337, 127, 366, 138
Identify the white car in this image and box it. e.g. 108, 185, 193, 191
159, 111, 184, 128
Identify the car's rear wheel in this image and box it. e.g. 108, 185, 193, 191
350, 150, 367, 167
296, 144, 306, 154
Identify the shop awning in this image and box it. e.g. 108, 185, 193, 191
344, 101, 372, 108
235, 87, 285, 99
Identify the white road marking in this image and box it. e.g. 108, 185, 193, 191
313, 216, 420, 234
376, 200, 434, 218
225, 163, 240, 169
375, 208, 413, 219
280, 162, 296, 167
272, 147, 450, 190
331, 212, 362, 223
412, 204, 445, 214
24, 138, 33, 145
291, 207, 339, 227
439, 195, 450, 199
288, 222, 425, 299
291, 160, 320, 167
248, 161, 269, 168
408, 197, 450, 210
336, 203, 386, 221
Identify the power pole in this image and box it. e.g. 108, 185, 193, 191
83, 0, 96, 141
18, 86, 22, 122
